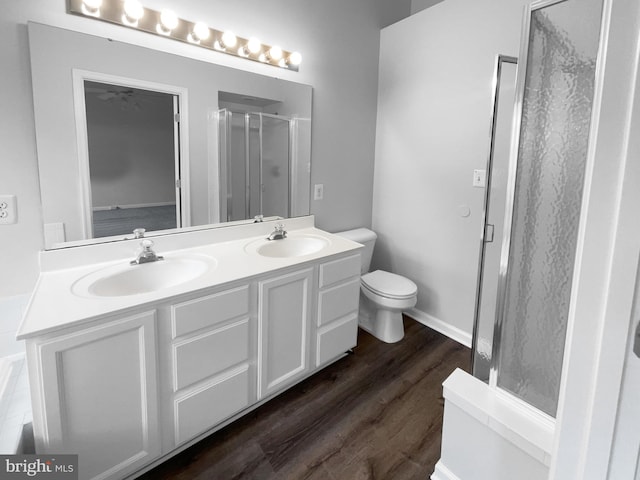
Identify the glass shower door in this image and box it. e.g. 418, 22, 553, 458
472, 55, 518, 382
492, 0, 604, 417
261, 114, 291, 218
219, 111, 292, 221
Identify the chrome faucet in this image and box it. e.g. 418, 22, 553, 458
131, 239, 164, 265
267, 224, 287, 241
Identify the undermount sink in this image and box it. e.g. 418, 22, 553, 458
72, 254, 216, 298
246, 234, 330, 258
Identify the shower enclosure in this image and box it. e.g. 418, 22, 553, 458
472, 0, 605, 418
218, 110, 293, 222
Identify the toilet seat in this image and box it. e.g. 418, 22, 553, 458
361, 270, 417, 300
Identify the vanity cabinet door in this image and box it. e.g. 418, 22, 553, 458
28, 310, 160, 480
258, 268, 313, 399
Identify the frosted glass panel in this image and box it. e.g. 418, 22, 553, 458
496, 0, 603, 417
261, 116, 290, 218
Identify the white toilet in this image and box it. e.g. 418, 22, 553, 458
336, 228, 417, 343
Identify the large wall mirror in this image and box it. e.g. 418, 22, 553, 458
28, 22, 312, 249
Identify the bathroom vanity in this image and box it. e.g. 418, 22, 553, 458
17, 217, 362, 480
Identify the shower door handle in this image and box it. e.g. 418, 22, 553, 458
484, 224, 495, 243
634, 320, 640, 358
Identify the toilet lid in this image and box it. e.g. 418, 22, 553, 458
361, 270, 417, 299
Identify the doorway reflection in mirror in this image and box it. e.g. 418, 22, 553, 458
84, 80, 183, 238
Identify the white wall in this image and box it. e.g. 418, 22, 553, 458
0, 0, 409, 300
373, 0, 528, 343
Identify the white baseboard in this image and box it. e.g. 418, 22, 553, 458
431, 461, 461, 480
406, 308, 472, 348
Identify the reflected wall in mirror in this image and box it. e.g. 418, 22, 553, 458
28, 22, 312, 249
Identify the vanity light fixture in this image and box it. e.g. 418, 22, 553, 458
81, 0, 102, 17
67, 0, 302, 71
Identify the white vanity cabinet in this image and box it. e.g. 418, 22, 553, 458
22, 239, 362, 480
25, 310, 161, 480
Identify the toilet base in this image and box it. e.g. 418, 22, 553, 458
358, 294, 406, 343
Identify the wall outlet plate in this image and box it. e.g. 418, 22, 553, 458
0, 195, 17, 224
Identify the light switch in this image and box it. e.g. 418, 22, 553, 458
473, 169, 486, 188
314, 184, 324, 200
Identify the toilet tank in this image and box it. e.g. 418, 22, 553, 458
334, 228, 377, 274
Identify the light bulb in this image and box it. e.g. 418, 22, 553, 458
247, 37, 262, 54
81, 0, 102, 16
222, 31, 237, 48
189, 22, 210, 43
157, 9, 178, 35
122, 0, 144, 26
287, 52, 302, 66
268, 46, 283, 61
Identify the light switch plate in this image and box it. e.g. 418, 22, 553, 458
314, 184, 324, 200
473, 169, 486, 188
0, 195, 17, 224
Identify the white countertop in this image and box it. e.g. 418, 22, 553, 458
17, 220, 362, 340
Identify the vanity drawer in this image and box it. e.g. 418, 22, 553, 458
317, 278, 360, 327
172, 319, 249, 391
171, 285, 250, 338
319, 254, 361, 288
316, 314, 358, 366
174, 366, 250, 445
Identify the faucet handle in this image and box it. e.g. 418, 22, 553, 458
140, 239, 154, 250
133, 228, 146, 239
254, 215, 264, 223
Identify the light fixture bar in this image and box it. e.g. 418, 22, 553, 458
69, 0, 301, 71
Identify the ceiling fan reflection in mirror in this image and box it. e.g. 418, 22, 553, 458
84, 82, 165, 110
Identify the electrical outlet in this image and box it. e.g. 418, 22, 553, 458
0, 195, 17, 224
313, 184, 324, 200
473, 169, 486, 188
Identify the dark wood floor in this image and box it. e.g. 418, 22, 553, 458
140, 317, 470, 480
